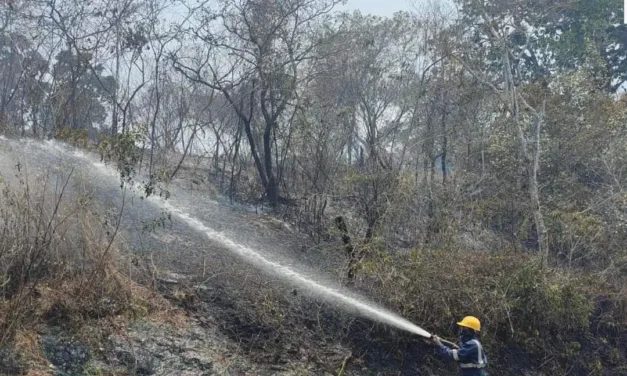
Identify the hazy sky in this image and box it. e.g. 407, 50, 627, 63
341, 0, 415, 17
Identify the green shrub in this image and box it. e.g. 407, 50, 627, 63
56, 127, 91, 149
97, 131, 144, 184
352, 249, 626, 375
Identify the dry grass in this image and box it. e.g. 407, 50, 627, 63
0, 169, 124, 337
25, 371, 53, 376
15, 330, 49, 371
0, 165, 189, 373
127, 282, 190, 327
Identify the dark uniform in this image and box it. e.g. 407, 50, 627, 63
438, 332, 488, 376
433, 316, 488, 376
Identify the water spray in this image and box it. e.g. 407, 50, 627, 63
163, 202, 462, 348
147, 179, 460, 349
2, 137, 461, 349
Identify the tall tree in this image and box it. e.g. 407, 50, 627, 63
45, 49, 114, 134
173, 0, 341, 206
455, 0, 550, 267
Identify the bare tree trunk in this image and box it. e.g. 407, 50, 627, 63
524, 102, 548, 268
169, 122, 198, 181
263, 121, 279, 206
335, 216, 358, 285
112, 10, 120, 136
441, 110, 448, 185
347, 113, 356, 165
457, 15, 550, 268
504, 47, 549, 269
149, 73, 161, 177
230, 123, 242, 203
480, 122, 486, 175
242, 116, 269, 191
213, 132, 221, 172
259, 83, 280, 206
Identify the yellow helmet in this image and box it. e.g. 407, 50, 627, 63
457, 316, 481, 332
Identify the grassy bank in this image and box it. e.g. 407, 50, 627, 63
0, 166, 182, 374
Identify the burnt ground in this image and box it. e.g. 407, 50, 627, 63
147, 279, 448, 376
153, 272, 444, 375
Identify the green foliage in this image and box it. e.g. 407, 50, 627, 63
142, 167, 171, 200
547, 210, 605, 263
98, 131, 172, 200
56, 127, 91, 149
544, 0, 627, 90
98, 131, 143, 186
48, 49, 114, 131
351, 249, 625, 374
564, 341, 581, 357
486, 131, 522, 177
458, 0, 627, 89
506, 264, 593, 340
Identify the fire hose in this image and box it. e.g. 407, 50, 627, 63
429, 335, 460, 349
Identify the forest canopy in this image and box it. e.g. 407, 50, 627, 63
1, 0, 627, 374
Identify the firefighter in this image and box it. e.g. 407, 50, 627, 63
432, 316, 488, 375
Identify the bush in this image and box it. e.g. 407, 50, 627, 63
352, 249, 627, 375
0, 166, 160, 350
55, 127, 91, 149
97, 130, 144, 184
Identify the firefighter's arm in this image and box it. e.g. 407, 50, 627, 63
432, 336, 457, 361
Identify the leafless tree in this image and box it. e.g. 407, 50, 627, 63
172, 0, 342, 206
